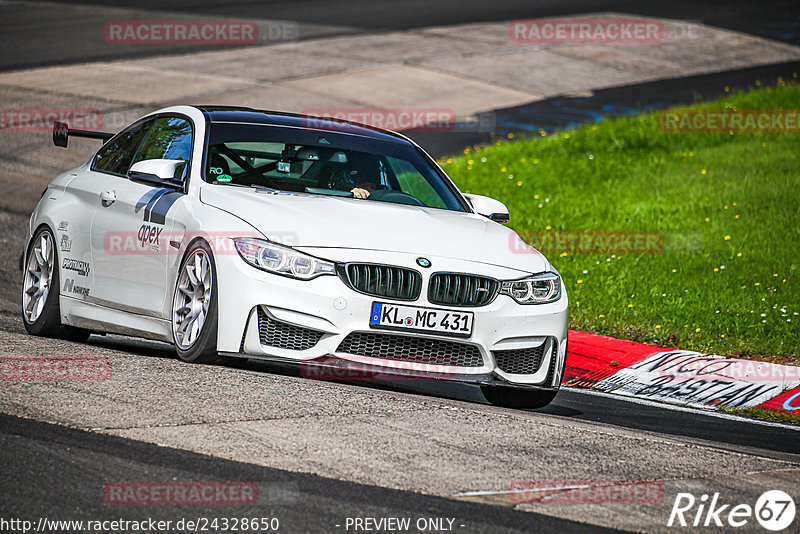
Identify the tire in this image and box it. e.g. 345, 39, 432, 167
22, 227, 90, 342
481, 386, 558, 409
172, 240, 219, 363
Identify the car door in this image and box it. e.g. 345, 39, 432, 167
57, 117, 153, 307
89, 115, 193, 318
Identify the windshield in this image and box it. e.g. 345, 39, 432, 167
204, 122, 467, 211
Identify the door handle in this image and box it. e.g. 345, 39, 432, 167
100, 190, 116, 206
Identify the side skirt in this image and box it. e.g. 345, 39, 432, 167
60, 296, 173, 343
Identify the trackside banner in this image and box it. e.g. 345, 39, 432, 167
592, 350, 800, 409
563, 331, 800, 414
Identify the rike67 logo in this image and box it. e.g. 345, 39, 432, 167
668, 490, 795, 531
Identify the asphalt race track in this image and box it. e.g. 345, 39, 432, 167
1, 1, 799, 532
2, 0, 800, 71
0, 312, 797, 532
1, 414, 614, 534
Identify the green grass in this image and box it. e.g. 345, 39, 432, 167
717, 406, 800, 425
442, 79, 800, 362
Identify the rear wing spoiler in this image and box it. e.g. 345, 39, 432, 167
53, 121, 114, 148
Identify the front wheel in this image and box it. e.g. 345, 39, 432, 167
172, 241, 219, 363
481, 386, 558, 409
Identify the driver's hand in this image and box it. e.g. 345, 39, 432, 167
351, 187, 370, 199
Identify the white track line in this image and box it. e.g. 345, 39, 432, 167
455, 483, 596, 498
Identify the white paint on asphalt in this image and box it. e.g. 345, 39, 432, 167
455, 483, 596, 498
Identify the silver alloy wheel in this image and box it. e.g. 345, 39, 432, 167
173, 249, 213, 349
23, 231, 54, 324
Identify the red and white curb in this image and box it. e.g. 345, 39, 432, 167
563, 330, 800, 414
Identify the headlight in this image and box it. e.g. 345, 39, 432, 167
233, 238, 336, 280
500, 273, 561, 304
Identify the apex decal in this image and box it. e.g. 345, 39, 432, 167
62, 258, 90, 276
138, 224, 163, 249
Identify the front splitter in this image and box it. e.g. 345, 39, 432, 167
218, 352, 560, 392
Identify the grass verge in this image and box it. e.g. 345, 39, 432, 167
717, 405, 800, 425
442, 79, 800, 363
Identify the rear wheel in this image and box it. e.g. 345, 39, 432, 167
172, 241, 219, 363
481, 386, 558, 409
22, 227, 90, 341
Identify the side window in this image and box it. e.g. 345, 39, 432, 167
92, 119, 154, 176
131, 117, 193, 174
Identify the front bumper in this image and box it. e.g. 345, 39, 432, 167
215, 249, 568, 389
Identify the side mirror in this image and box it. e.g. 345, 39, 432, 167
129, 159, 186, 190
463, 193, 510, 224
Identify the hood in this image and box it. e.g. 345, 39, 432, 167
200, 185, 549, 273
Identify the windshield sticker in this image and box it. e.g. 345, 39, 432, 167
216, 174, 232, 183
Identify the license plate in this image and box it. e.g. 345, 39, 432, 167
369, 302, 474, 337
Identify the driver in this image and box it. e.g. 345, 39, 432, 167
351, 186, 373, 199
345, 153, 383, 199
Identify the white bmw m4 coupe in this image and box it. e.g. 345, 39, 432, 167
23, 106, 568, 408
